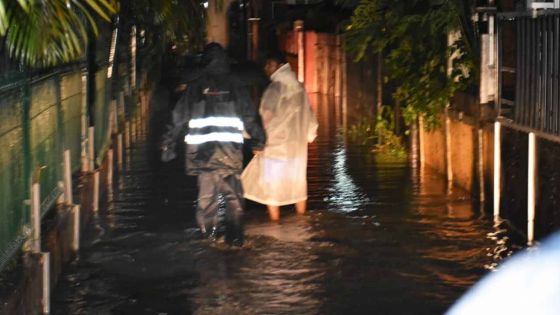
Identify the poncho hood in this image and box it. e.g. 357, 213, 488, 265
270, 63, 298, 87
202, 43, 230, 75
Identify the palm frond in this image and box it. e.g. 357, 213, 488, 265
1, 0, 117, 68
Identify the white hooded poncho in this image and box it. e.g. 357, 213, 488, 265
241, 63, 318, 206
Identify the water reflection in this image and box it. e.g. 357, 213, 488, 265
326, 138, 370, 212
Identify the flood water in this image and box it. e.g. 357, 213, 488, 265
52, 89, 521, 314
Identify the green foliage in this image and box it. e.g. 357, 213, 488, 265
348, 117, 377, 145
344, 0, 478, 129
0, 0, 118, 67
348, 106, 407, 161
123, 0, 207, 54
0, 0, 209, 68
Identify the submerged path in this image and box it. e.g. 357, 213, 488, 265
52, 87, 518, 314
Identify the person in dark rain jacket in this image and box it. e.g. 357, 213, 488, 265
161, 43, 266, 247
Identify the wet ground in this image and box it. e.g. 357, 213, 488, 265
52, 88, 521, 314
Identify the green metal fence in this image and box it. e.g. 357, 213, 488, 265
0, 86, 27, 269
30, 77, 63, 216
94, 66, 112, 164
60, 72, 85, 173
0, 19, 156, 273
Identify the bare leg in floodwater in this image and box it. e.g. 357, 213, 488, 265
267, 205, 280, 221
295, 200, 306, 214
268, 200, 306, 221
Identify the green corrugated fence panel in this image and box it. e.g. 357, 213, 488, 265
61, 72, 83, 172
0, 88, 27, 268
30, 79, 62, 216
94, 67, 111, 162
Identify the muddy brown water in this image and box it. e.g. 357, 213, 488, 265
51, 90, 520, 314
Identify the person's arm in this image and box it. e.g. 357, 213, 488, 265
161, 90, 192, 161
305, 93, 319, 143
236, 87, 266, 151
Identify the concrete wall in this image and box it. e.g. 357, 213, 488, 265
206, 0, 235, 46
422, 119, 446, 177
420, 113, 494, 195
450, 118, 475, 191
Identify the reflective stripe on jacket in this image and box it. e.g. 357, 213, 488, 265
163, 73, 265, 175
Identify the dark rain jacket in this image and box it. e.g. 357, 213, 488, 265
162, 47, 265, 176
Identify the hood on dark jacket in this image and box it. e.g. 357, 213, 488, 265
202, 42, 230, 75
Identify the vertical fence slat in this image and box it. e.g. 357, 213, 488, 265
530, 17, 538, 129
540, 17, 547, 132
547, 16, 554, 134
497, 17, 503, 116
516, 18, 524, 123
552, 15, 560, 135
518, 17, 531, 125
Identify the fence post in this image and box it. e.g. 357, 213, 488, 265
30, 181, 41, 253
81, 72, 89, 173
63, 150, 73, 205
444, 109, 453, 192
41, 252, 50, 314
295, 20, 305, 83
527, 132, 537, 244
107, 149, 114, 187
93, 170, 100, 212
111, 100, 118, 134
71, 205, 80, 252
478, 128, 486, 206
117, 133, 124, 171
493, 121, 501, 219
88, 126, 95, 171
125, 121, 131, 149
30, 169, 51, 314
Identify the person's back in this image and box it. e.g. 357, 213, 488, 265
162, 43, 265, 246
241, 53, 318, 221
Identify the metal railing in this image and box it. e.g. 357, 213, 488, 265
0, 25, 151, 273
497, 9, 560, 137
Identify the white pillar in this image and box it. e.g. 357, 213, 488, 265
107, 149, 114, 186
478, 129, 486, 204
93, 171, 100, 212
527, 132, 537, 244
63, 150, 73, 205
72, 205, 80, 252
88, 126, 95, 171
31, 182, 41, 253
41, 252, 50, 314
295, 20, 305, 83
493, 121, 501, 218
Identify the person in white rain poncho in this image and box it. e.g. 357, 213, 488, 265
241, 52, 318, 221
